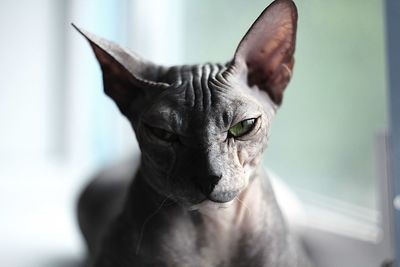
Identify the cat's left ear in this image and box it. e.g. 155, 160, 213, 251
72, 24, 169, 116
227, 0, 297, 106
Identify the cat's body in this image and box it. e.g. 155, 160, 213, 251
75, 0, 312, 266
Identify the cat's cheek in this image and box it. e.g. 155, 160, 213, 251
248, 156, 261, 167
237, 140, 263, 165
237, 149, 248, 166
237, 149, 255, 183
239, 149, 261, 177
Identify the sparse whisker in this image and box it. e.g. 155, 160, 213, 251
235, 196, 251, 216
135, 195, 171, 254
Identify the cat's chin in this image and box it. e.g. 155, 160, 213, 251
188, 199, 235, 212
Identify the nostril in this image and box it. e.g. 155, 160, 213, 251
194, 174, 222, 196
208, 175, 222, 185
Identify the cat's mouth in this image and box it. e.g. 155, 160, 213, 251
188, 199, 235, 211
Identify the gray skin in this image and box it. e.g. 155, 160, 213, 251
75, 0, 312, 266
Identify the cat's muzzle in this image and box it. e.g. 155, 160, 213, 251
194, 174, 239, 203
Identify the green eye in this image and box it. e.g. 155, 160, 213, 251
147, 125, 178, 142
228, 118, 257, 138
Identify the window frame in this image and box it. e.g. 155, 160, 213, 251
386, 0, 400, 265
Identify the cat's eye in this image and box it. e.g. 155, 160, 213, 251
228, 118, 257, 138
146, 125, 178, 142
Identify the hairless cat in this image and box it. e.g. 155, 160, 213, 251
75, 0, 312, 266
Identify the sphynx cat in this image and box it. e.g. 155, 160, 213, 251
75, 0, 312, 266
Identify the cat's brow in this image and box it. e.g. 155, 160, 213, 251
171, 64, 227, 112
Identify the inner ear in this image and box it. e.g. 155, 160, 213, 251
228, 0, 298, 105
73, 24, 170, 115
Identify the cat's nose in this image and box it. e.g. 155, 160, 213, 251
208, 190, 238, 203
195, 174, 221, 196
194, 174, 238, 203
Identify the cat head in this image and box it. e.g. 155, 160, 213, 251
75, 0, 297, 208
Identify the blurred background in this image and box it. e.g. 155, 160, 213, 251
0, 0, 391, 266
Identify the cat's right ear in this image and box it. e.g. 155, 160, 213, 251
72, 24, 169, 115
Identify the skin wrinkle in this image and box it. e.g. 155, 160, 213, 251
172, 64, 225, 113
191, 66, 202, 112
187, 72, 195, 109
202, 64, 212, 111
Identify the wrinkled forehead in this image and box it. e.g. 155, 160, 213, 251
142, 64, 266, 131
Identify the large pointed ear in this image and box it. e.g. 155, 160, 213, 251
72, 24, 169, 115
227, 0, 297, 106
